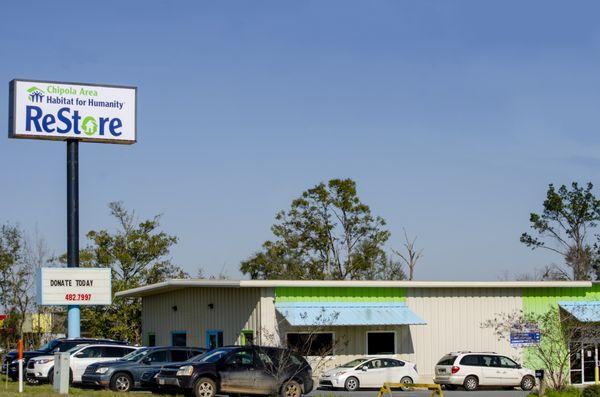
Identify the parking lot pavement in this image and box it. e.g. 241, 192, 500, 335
307, 389, 532, 397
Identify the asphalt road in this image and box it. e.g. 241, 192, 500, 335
307, 389, 532, 397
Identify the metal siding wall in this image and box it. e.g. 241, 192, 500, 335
405, 288, 523, 382
141, 287, 262, 347
275, 287, 406, 302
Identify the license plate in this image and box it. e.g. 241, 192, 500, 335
158, 379, 165, 385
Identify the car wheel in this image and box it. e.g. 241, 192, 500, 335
110, 372, 133, 392
281, 379, 302, 397
344, 376, 360, 392
400, 376, 414, 391
48, 368, 54, 385
521, 375, 535, 391
194, 377, 216, 397
463, 376, 478, 391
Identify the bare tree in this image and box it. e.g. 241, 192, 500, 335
257, 309, 348, 387
499, 264, 571, 281
482, 308, 600, 390
392, 229, 423, 281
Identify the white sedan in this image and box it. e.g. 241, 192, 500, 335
319, 357, 419, 391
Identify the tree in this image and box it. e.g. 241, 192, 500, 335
240, 179, 398, 280
75, 202, 188, 343
482, 308, 600, 390
392, 229, 423, 281
0, 224, 42, 349
521, 182, 600, 280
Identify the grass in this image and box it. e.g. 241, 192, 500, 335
0, 374, 184, 396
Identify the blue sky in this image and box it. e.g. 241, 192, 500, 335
1, 1, 599, 280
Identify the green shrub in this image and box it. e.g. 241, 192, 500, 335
583, 385, 600, 397
545, 387, 581, 397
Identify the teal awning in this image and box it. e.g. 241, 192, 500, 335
558, 301, 600, 322
275, 301, 426, 326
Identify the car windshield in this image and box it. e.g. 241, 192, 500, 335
340, 358, 367, 368
121, 348, 149, 361
38, 340, 61, 352
192, 348, 234, 363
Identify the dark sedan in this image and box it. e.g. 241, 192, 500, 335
155, 345, 313, 397
81, 346, 204, 392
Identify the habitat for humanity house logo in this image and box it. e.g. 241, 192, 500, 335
27, 86, 45, 103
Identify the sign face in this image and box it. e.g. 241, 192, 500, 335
36, 268, 112, 305
9, 79, 136, 144
510, 323, 541, 347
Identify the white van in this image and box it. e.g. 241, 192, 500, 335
433, 352, 535, 391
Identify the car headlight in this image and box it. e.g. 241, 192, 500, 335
10, 359, 19, 365
36, 359, 54, 364
176, 366, 194, 376
95, 367, 110, 374
334, 371, 347, 377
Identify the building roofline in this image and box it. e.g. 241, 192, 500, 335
115, 279, 592, 298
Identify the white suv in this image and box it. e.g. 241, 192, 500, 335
27, 344, 139, 384
434, 352, 535, 391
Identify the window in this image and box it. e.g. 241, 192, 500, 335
367, 332, 395, 355
77, 346, 104, 358
59, 341, 80, 351
207, 330, 224, 350
384, 359, 404, 367
171, 349, 190, 362
481, 355, 501, 367
172, 332, 187, 347
147, 333, 156, 347
500, 356, 519, 368
460, 355, 481, 366
437, 355, 457, 366
225, 349, 254, 366
146, 350, 169, 363
286, 333, 334, 356
104, 347, 131, 358
257, 351, 275, 368
241, 330, 254, 345
189, 349, 204, 359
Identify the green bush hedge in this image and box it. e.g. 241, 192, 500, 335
583, 385, 600, 397
530, 387, 582, 397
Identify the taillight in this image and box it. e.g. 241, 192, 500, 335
451, 366, 460, 374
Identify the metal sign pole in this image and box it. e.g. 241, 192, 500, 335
67, 140, 80, 338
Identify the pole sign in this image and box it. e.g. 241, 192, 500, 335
36, 268, 112, 305
510, 323, 541, 347
9, 79, 136, 144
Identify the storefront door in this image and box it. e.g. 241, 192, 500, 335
570, 342, 598, 384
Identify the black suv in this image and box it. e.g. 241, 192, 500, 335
82, 346, 205, 392
2, 338, 126, 381
155, 346, 314, 397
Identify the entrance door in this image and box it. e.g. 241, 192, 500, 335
570, 342, 599, 384
583, 343, 597, 383
570, 342, 583, 384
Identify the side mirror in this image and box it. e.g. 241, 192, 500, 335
141, 357, 151, 365
516, 364, 522, 369
74, 353, 84, 358
361, 366, 368, 371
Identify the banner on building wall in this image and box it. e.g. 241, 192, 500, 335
510, 323, 541, 347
